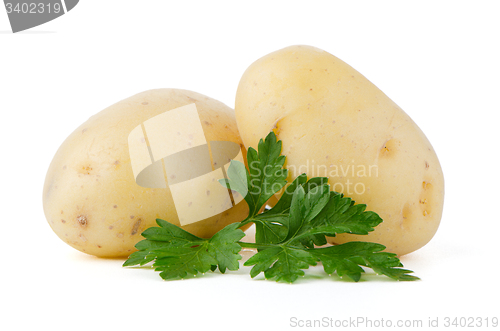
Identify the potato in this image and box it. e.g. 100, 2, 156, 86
235, 45, 444, 256
43, 89, 249, 258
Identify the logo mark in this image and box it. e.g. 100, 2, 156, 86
4, 0, 79, 33
128, 104, 245, 226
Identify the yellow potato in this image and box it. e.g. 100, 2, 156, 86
235, 45, 444, 256
43, 89, 249, 258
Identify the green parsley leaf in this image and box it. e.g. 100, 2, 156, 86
219, 133, 288, 218
208, 223, 247, 273
310, 242, 419, 282
284, 184, 330, 244
218, 160, 249, 204
123, 220, 244, 280
308, 192, 383, 237
245, 246, 318, 283
249, 174, 330, 247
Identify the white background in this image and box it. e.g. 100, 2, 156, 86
1, 1, 499, 330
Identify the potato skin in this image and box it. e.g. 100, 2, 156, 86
235, 45, 444, 256
43, 89, 249, 258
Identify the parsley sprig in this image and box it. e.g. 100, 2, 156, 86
124, 132, 418, 283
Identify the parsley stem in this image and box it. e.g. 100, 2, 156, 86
237, 242, 276, 249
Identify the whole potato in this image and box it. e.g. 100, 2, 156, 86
235, 45, 444, 256
43, 89, 249, 258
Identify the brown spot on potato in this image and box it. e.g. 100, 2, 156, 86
379, 138, 399, 157
419, 181, 433, 216
113, 205, 117, 208
108, 226, 114, 230
141, 102, 149, 105
425, 161, 430, 169
79, 166, 93, 175
402, 204, 410, 220
61, 219, 66, 223
130, 215, 135, 219
400, 202, 418, 229
131, 219, 142, 235
206, 190, 210, 196
271, 120, 283, 136
77, 215, 87, 227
